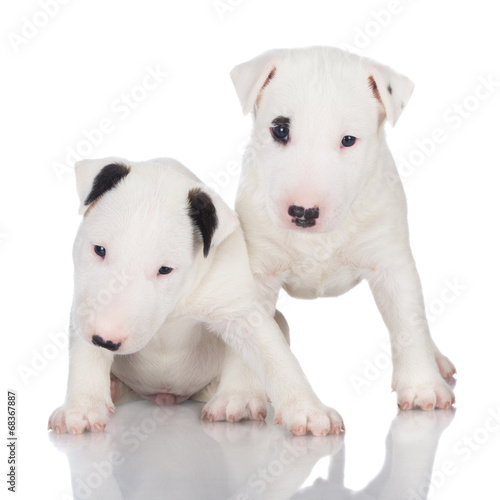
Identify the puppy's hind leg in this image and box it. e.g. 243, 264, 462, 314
109, 374, 141, 405
191, 379, 220, 403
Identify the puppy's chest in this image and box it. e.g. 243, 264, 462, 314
111, 317, 224, 397
283, 249, 363, 299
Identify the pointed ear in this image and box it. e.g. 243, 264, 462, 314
366, 60, 414, 127
187, 187, 239, 258
230, 49, 282, 115
74, 157, 130, 215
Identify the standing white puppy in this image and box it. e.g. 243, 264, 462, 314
231, 47, 455, 411
49, 157, 343, 436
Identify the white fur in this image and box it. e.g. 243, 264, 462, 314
48, 157, 343, 436
231, 47, 455, 411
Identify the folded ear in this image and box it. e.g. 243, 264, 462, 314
366, 59, 414, 127
230, 49, 282, 115
74, 157, 130, 215
187, 187, 239, 258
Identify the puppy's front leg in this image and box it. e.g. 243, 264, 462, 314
211, 307, 344, 436
49, 329, 115, 434
367, 259, 455, 410
202, 311, 290, 423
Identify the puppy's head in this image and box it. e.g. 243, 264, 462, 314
72, 157, 238, 354
231, 47, 414, 233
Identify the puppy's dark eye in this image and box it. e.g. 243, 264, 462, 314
94, 245, 106, 258
271, 125, 289, 144
270, 117, 291, 145
158, 266, 173, 275
341, 136, 357, 147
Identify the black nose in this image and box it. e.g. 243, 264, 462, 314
92, 335, 121, 352
288, 205, 305, 218
288, 205, 319, 227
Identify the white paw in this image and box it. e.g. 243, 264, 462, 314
274, 400, 344, 437
48, 398, 114, 434
435, 353, 456, 379
201, 391, 268, 423
395, 377, 455, 411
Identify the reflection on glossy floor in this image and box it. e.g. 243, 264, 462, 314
49, 400, 454, 500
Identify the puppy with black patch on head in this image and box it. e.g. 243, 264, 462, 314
48, 157, 343, 436
230, 47, 456, 414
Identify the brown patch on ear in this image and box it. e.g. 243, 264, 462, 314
255, 68, 276, 111
368, 76, 386, 126
368, 76, 381, 103
262, 68, 276, 90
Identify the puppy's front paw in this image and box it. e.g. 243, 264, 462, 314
275, 400, 344, 437
48, 398, 114, 434
395, 378, 455, 411
201, 391, 268, 423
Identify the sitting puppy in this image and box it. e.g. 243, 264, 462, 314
48, 157, 343, 436
230, 47, 456, 412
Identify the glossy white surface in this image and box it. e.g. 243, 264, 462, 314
47, 400, 454, 500
2, 1, 499, 498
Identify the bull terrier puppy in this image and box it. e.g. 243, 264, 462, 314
231, 47, 456, 412
48, 157, 343, 436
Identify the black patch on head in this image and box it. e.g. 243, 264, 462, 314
387, 84, 393, 95
272, 116, 290, 127
84, 163, 131, 207
187, 188, 218, 258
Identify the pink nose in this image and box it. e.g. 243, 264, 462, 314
288, 205, 319, 228
92, 335, 122, 351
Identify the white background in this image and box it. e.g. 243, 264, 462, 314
2, 1, 499, 499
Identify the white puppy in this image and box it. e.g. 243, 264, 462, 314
231, 47, 456, 411
48, 157, 343, 436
